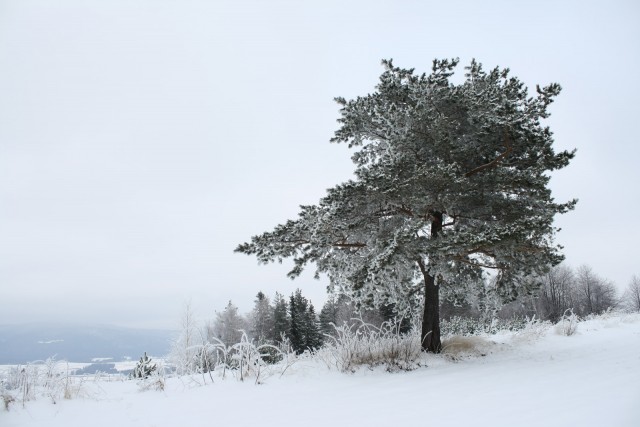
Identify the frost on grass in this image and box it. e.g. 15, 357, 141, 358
316, 318, 421, 372
0, 358, 84, 409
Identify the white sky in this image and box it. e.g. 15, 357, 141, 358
1, 0, 639, 329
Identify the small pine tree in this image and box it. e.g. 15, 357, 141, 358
132, 352, 157, 379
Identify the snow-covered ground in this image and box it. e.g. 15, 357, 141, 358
2, 313, 639, 427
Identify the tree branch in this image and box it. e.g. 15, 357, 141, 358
332, 241, 367, 248
452, 255, 500, 269
464, 131, 513, 178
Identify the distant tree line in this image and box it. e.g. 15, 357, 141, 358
439, 264, 640, 322
169, 264, 638, 373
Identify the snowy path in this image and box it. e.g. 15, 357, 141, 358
3, 314, 639, 427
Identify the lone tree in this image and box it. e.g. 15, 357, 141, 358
236, 59, 575, 352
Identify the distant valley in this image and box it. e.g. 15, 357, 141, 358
0, 323, 174, 364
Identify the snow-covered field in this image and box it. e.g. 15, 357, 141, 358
2, 314, 639, 427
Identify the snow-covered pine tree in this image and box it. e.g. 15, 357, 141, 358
132, 352, 157, 379
305, 303, 323, 350
288, 290, 306, 353
236, 59, 575, 352
286, 289, 323, 353
213, 301, 246, 347
319, 296, 339, 337
249, 291, 274, 344
271, 292, 289, 345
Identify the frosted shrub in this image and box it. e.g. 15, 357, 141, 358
4, 364, 38, 404
178, 332, 295, 384
555, 309, 579, 336
137, 368, 166, 392
1, 382, 15, 411
319, 318, 421, 372
228, 332, 294, 383
0, 358, 81, 406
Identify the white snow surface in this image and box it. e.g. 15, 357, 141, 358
3, 314, 639, 427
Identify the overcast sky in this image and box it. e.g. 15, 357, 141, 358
1, 0, 638, 329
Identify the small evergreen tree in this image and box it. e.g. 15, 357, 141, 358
131, 352, 157, 379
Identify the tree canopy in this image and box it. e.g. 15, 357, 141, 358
236, 58, 575, 352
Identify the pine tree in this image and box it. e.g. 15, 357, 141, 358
288, 290, 306, 353
213, 301, 246, 347
286, 289, 323, 353
237, 59, 575, 352
305, 303, 323, 350
131, 352, 157, 379
271, 292, 290, 344
319, 296, 339, 336
249, 291, 274, 344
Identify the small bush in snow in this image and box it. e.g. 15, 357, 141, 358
2, 393, 15, 411
555, 309, 579, 336
1, 382, 15, 411
137, 373, 165, 392
0, 358, 82, 406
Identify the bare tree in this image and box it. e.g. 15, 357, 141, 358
622, 276, 640, 312
537, 265, 576, 321
574, 265, 617, 315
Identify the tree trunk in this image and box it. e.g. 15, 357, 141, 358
421, 270, 441, 352
420, 211, 443, 353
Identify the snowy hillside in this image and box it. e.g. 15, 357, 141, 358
0, 323, 173, 364
2, 313, 639, 427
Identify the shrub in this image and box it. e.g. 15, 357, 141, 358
555, 309, 579, 336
